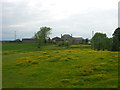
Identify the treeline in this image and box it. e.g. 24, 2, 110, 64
34, 26, 120, 51
91, 27, 120, 51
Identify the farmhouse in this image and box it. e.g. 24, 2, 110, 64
52, 37, 63, 43
52, 34, 83, 45
61, 34, 73, 44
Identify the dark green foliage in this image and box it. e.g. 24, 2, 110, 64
85, 38, 89, 44
106, 38, 113, 51
56, 41, 64, 46
57, 41, 69, 47
112, 27, 120, 51
64, 41, 69, 47
82, 39, 85, 44
14, 39, 21, 42
47, 38, 53, 44
91, 33, 112, 51
71, 38, 77, 44
31, 61, 39, 64
34, 27, 52, 48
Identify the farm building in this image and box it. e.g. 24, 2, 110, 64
52, 37, 63, 43
61, 34, 83, 44
52, 34, 83, 45
61, 34, 73, 44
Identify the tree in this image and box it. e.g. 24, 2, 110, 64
47, 38, 52, 44
81, 39, 85, 44
34, 27, 52, 48
112, 27, 120, 51
91, 33, 110, 51
106, 38, 113, 51
85, 38, 89, 44
14, 39, 21, 42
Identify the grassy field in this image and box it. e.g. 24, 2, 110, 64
2, 43, 118, 88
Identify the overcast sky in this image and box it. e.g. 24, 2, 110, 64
1, 0, 119, 40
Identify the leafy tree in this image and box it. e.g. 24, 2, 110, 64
91, 33, 110, 51
106, 38, 113, 51
34, 27, 52, 48
112, 27, 120, 51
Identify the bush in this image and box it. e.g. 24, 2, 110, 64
57, 41, 69, 47
14, 39, 21, 42
91, 33, 112, 51
57, 41, 64, 46
64, 41, 69, 47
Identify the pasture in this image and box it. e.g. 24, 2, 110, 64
2, 43, 118, 88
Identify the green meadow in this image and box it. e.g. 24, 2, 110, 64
2, 43, 118, 88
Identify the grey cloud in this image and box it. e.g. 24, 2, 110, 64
2, 0, 118, 40
2, 1, 49, 26
40, 9, 117, 39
